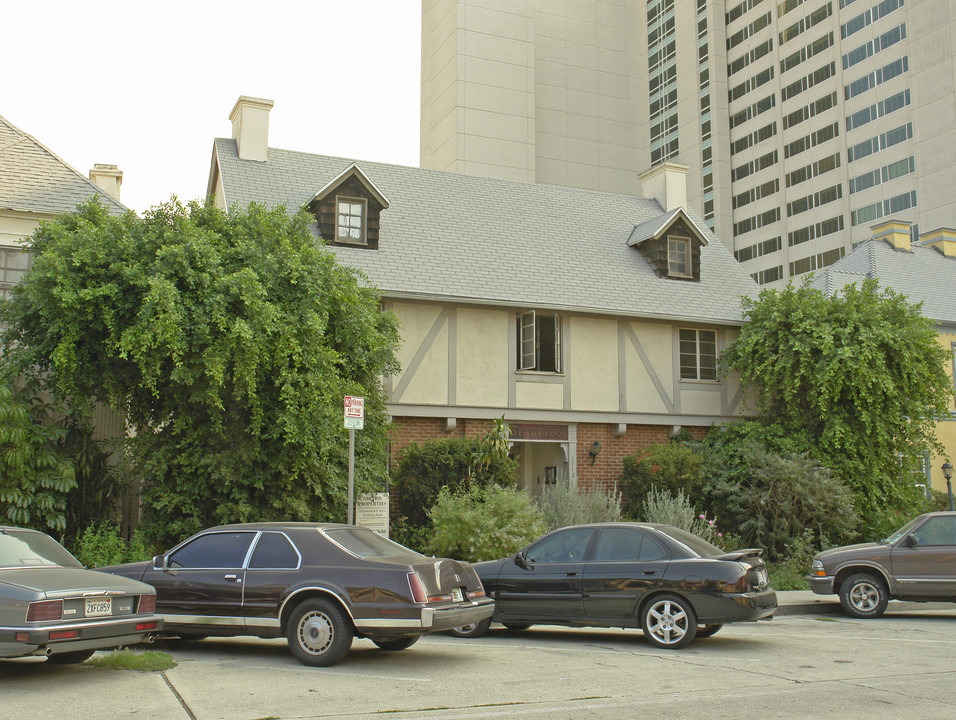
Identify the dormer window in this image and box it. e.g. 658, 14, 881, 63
336, 197, 366, 243
667, 236, 692, 277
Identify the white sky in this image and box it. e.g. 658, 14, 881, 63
4, 0, 422, 214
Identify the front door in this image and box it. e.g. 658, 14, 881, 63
494, 527, 596, 619
892, 515, 956, 597
142, 530, 257, 634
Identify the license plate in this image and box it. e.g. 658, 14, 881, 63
451, 587, 464, 603
85, 598, 112, 617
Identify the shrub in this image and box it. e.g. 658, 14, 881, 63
73, 523, 150, 568
427, 484, 546, 562
538, 483, 622, 532
389, 516, 430, 554
618, 443, 703, 518
765, 528, 816, 591
640, 487, 721, 544
393, 435, 518, 527
705, 445, 858, 559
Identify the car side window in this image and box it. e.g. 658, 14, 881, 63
592, 528, 666, 562
911, 517, 956, 547
249, 532, 300, 569
527, 528, 594, 563
168, 532, 255, 569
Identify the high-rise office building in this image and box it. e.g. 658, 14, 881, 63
420, 0, 955, 286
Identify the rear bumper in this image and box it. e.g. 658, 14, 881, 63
353, 597, 495, 635
695, 588, 777, 624
0, 614, 164, 659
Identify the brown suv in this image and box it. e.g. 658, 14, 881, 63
807, 511, 956, 618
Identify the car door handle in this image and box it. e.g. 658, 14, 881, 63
642, 570, 657, 575
566, 572, 579, 577
224, 574, 242, 583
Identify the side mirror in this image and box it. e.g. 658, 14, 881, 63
904, 534, 918, 548
153, 554, 168, 570
514, 551, 531, 570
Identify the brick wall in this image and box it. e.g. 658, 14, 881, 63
388, 416, 708, 492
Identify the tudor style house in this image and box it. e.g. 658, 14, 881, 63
812, 220, 956, 495
207, 97, 760, 495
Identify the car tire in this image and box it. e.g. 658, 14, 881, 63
641, 594, 697, 650
839, 573, 889, 618
372, 636, 420, 651
287, 598, 353, 666
46, 649, 96, 664
448, 617, 492, 638
696, 624, 723, 638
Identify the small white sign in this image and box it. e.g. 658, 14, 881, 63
344, 395, 365, 430
355, 493, 389, 537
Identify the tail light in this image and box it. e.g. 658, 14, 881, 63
27, 599, 63, 622
407, 572, 428, 603
138, 594, 156, 614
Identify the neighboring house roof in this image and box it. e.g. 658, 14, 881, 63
0, 113, 127, 217
210, 138, 758, 325
810, 239, 956, 326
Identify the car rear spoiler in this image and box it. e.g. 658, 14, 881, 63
716, 548, 764, 561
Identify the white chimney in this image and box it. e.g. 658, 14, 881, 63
89, 163, 123, 201
638, 161, 688, 212
230, 96, 274, 162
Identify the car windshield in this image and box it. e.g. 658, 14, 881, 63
655, 526, 723, 558
882, 516, 924, 545
0, 529, 83, 569
325, 527, 425, 560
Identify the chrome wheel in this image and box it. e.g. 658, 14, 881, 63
641, 594, 697, 649
448, 617, 492, 638
839, 573, 888, 618
297, 610, 334, 655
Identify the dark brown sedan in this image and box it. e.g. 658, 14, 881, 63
808, 511, 956, 617
100, 522, 493, 666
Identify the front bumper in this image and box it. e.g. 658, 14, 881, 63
353, 597, 495, 635
806, 575, 835, 595
0, 614, 164, 659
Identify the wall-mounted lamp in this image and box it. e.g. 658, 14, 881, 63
589, 441, 602, 465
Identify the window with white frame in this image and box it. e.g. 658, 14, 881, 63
0, 246, 31, 300
679, 328, 717, 380
668, 236, 692, 277
517, 311, 561, 373
336, 197, 366, 243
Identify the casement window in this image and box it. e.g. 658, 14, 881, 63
679, 328, 717, 381
517, 311, 561, 373
336, 197, 366, 243
667, 236, 692, 278
0, 245, 30, 300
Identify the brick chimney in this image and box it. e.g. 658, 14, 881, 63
871, 219, 913, 251
920, 227, 956, 257
230, 96, 274, 162
89, 163, 122, 201
638, 161, 688, 212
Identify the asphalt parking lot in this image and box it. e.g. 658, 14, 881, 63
3, 599, 955, 720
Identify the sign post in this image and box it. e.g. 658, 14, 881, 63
344, 396, 365, 524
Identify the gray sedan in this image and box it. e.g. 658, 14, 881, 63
0, 526, 162, 663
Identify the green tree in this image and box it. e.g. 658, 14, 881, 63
618, 442, 703, 518
0, 379, 76, 532
722, 279, 953, 521
1, 199, 400, 546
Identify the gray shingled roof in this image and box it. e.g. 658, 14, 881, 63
810, 239, 956, 325
212, 138, 758, 325
0, 114, 127, 217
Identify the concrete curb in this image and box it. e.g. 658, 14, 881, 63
775, 590, 954, 616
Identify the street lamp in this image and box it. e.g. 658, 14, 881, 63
943, 461, 954, 511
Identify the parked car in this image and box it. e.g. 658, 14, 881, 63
0, 526, 162, 664
807, 511, 956, 618
99, 522, 494, 666
449, 522, 776, 649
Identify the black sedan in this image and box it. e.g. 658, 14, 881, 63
100, 522, 493, 666
450, 522, 776, 649
1, 526, 162, 664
